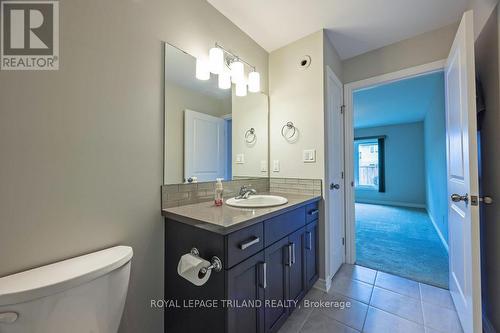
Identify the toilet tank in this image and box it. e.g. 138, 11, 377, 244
0, 246, 133, 333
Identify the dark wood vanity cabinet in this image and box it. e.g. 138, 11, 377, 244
165, 199, 320, 333
305, 220, 319, 289
288, 227, 307, 304
226, 252, 265, 333
263, 237, 289, 332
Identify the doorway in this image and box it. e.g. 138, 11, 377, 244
351, 71, 449, 288
338, 11, 482, 333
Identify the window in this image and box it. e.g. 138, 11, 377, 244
354, 138, 385, 192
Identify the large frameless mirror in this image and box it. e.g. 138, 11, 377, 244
163, 43, 269, 185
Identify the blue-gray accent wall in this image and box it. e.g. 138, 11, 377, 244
355, 122, 426, 207
353, 71, 448, 248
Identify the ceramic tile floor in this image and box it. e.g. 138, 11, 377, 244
278, 264, 463, 333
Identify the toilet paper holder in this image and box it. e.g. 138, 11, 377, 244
190, 248, 223, 274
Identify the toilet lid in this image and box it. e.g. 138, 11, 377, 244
0, 246, 133, 306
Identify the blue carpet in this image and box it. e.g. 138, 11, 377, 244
355, 203, 449, 289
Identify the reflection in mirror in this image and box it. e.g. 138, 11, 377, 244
164, 43, 269, 185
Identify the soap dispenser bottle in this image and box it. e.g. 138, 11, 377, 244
214, 178, 224, 206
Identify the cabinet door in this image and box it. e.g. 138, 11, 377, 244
288, 227, 306, 305
305, 220, 319, 289
264, 237, 289, 333
227, 252, 265, 333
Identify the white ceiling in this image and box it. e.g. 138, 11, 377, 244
207, 0, 468, 59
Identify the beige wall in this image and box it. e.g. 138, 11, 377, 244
269, 30, 325, 180
165, 82, 230, 184
475, 5, 500, 330
269, 30, 342, 281
341, 1, 499, 85
468, 0, 500, 38
342, 23, 459, 83
231, 92, 269, 178
323, 31, 344, 82
0, 0, 268, 332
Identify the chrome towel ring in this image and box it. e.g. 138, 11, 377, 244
281, 121, 297, 140
245, 128, 256, 143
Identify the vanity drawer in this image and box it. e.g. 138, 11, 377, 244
264, 207, 305, 247
226, 223, 264, 268
305, 201, 320, 224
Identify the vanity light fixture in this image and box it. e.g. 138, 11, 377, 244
195, 57, 210, 80
209, 47, 224, 74
230, 60, 245, 84
248, 71, 260, 93
196, 43, 260, 96
218, 70, 231, 89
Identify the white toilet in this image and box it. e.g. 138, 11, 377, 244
0, 246, 133, 333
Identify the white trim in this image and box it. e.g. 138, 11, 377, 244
346, 59, 446, 91
356, 199, 426, 209
426, 210, 449, 252
344, 59, 446, 264
344, 82, 356, 264
313, 277, 332, 293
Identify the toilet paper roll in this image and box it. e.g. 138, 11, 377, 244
177, 253, 212, 286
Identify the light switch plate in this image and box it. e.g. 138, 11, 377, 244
273, 160, 280, 172
236, 153, 245, 164
260, 160, 268, 172
303, 149, 316, 163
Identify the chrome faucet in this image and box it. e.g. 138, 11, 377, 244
236, 185, 257, 199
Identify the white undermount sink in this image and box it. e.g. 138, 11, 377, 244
226, 195, 288, 208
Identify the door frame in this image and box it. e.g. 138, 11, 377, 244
343, 59, 446, 264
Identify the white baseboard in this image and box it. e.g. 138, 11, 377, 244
427, 210, 449, 253
483, 313, 496, 333
356, 199, 426, 209
314, 276, 332, 293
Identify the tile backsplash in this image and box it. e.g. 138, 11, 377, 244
161, 177, 322, 209
161, 178, 269, 208
269, 178, 322, 196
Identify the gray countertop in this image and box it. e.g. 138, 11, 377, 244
162, 192, 321, 235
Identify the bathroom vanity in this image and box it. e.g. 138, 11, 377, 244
162, 193, 320, 333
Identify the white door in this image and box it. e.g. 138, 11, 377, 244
326, 66, 345, 278
445, 11, 481, 333
184, 109, 226, 182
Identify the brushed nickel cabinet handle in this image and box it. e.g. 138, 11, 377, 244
261, 262, 267, 289
308, 209, 319, 216
287, 244, 293, 266
239, 236, 260, 250
306, 232, 312, 250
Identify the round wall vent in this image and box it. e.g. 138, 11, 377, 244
299, 55, 311, 69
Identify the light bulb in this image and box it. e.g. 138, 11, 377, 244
209, 47, 224, 74
230, 60, 245, 84
195, 57, 210, 80
248, 71, 260, 93
236, 82, 247, 97
218, 70, 231, 90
